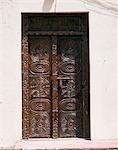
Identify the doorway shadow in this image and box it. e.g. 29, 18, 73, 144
42, 0, 55, 12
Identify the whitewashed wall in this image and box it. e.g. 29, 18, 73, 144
0, 0, 117, 148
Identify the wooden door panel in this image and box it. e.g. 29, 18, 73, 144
28, 36, 52, 138
58, 36, 82, 137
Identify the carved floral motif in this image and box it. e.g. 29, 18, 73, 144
23, 35, 81, 138
29, 36, 51, 137
31, 114, 51, 137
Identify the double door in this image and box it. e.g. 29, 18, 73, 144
22, 13, 90, 139
28, 35, 82, 138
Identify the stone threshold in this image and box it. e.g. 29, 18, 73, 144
12, 138, 118, 150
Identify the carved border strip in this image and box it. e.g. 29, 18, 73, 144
51, 36, 59, 138
22, 35, 30, 139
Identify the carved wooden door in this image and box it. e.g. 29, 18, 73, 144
22, 13, 90, 139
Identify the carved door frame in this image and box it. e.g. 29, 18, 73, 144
22, 13, 90, 139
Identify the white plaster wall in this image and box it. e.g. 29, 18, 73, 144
0, 0, 117, 148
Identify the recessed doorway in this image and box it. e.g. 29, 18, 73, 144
22, 13, 90, 139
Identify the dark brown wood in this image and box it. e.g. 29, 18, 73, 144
51, 36, 59, 138
22, 13, 90, 139
58, 36, 81, 138
28, 36, 52, 138
26, 31, 83, 36
81, 13, 90, 139
27, 13, 83, 32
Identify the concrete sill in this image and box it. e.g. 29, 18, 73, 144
14, 138, 118, 149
